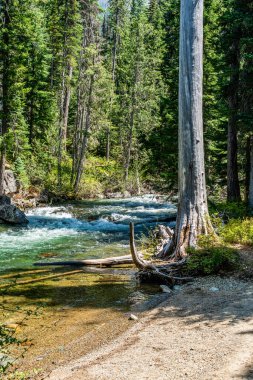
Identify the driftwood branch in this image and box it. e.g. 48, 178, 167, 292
34, 255, 133, 268
0, 270, 84, 289
130, 222, 157, 270
129, 222, 191, 285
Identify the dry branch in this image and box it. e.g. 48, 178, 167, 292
34, 255, 133, 268
129, 222, 191, 285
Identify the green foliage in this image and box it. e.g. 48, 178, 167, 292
3, 369, 42, 380
187, 238, 239, 275
0, 0, 252, 198
14, 158, 29, 189
209, 200, 247, 221
78, 157, 126, 198
220, 219, 253, 246
0, 325, 20, 374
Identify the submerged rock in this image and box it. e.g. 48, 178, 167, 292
0, 195, 28, 225
160, 285, 172, 293
128, 314, 138, 321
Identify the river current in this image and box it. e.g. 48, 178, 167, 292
0, 195, 176, 273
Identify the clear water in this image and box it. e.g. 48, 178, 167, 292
0, 195, 177, 273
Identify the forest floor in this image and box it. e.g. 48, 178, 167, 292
44, 247, 253, 380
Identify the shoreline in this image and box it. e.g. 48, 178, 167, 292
45, 275, 253, 380
11, 190, 176, 211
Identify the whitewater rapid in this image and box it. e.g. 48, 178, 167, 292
0, 195, 177, 271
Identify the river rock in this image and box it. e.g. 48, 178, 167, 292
0, 201, 28, 225
4, 170, 18, 194
160, 285, 172, 293
128, 314, 138, 321
209, 287, 219, 292
0, 353, 14, 367
0, 195, 11, 205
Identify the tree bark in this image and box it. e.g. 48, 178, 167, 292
245, 136, 251, 203
34, 255, 134, 267
73, 73, 94, 193
57, 0, 76, 187
168, 0, 213, 258
0, 0, 10, 196
62, 63, 73, 148
106, 5, 120, 161
227, 36, 241, 202
249, 136, 253, 210
124, 62, 138, 183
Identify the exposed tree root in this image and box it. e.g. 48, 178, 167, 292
129, 222, 191, 285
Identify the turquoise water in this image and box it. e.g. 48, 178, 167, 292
0, 195, 177, 273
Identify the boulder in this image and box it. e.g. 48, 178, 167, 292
4, 170, 18, 194
0, 203, 28, 225
0, 195, 11, 205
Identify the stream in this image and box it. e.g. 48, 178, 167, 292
0, 195, 177, 373
0, 194, 177, 272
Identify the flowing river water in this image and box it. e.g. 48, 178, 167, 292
0, 195, 177, 376
0, 195, 176, 271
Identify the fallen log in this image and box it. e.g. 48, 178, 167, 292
0, 270, 85, 289
34, 255, 134, 268
0, 269, 51, 279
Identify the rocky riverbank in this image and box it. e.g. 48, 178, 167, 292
0, 195, 28, 225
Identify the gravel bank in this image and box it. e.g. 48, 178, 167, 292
46, 276, 253, 380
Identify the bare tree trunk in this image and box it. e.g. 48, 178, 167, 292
0, 0, 10, 196
227, 37, 241, 202
124, 62, 138, 183
106, 5, 120, 161
28, 56, 35, 145
249, 136, 253, 210
57, 0, 77, 188
62, 63, 73, 148
245, 136, 251, 203
58, 61, 73, 188
73, 75, 94, 193
124, 107, 134, 182
0, 151, 6, 196
168, 0, 213, 259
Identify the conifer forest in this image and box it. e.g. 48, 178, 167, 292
1, 1, 253, 379
0, 0, 252, 201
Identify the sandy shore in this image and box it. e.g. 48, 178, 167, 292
45, 276, 253, 380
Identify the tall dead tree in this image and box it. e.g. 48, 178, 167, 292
167, 0, 214, 258
0, 0, 10, 196
57, 0, 77, 188
248, 136, 253, 210
106, 1, 120, 161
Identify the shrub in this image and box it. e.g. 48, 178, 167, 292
187, 243, 239, 275
220, 218, 253, 246
209, 200, 247, 221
